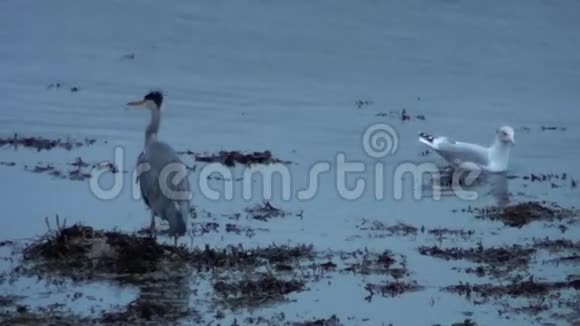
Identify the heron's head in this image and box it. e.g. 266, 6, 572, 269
496, 125, 515, 145
127, 91, 163, 111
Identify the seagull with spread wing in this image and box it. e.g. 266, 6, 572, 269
419, 126, 515, 172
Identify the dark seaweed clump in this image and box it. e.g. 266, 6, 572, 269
242, 314, 342, 326
189, 243, 314, 271
428, 228, 475, 241
375, 108, 426, 121
213, 274, 304, 307
445, 277, 578, 300
533, 238, 580, 264
466, 201, 577, 227
245, 201, 296, 221
449, 320, 477, 326
418, 244, 535, 277
0, 134, 96, 151
185, 150, 291, 167
342, 250, 408, 279
357, 219, 418, 237
444, 276, 580, 323
355, 99, 373, 109
291, 315, 341, 326
101, 297, 196, 324
364, 281, 423, 300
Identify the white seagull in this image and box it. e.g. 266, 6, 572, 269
419, 126, 515, 173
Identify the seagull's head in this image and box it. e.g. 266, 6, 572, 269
496, 125, 515, 145
127, 91, 164, 111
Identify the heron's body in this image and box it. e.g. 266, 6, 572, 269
137, 141, 190, 237
129, 91, 191, 242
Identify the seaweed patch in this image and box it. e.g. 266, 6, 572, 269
179, 150, 291, 167
0, 134, 96, 151
462, 201, 577, 227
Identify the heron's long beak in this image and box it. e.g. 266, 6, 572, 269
510, 136, 516, 145
127, 100, 146, 107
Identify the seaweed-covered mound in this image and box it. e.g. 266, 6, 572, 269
21, 224, 192, 282
20, 224, 314, 282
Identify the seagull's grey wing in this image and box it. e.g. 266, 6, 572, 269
435, 141, 490, 166
420, 132, 489, 166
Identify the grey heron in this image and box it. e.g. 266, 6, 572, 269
127, 91, 191, 245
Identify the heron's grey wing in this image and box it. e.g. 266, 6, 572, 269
431, 138, 490, 166
141, 142, 191, 236
136, 151, 159, 210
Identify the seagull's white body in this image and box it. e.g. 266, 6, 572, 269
419, 126, 515, 173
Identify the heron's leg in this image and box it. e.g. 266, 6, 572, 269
149, 212, 156, 238
173, 236, 178, 247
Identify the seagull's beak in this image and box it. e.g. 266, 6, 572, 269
127, 100, 146, 108
510, 136, 516, 145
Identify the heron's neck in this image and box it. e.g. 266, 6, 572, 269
145, 109, 161, 148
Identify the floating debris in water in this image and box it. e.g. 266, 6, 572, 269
180, 150, 291, 167
0, 240, 14, 247
445, 277, 577, 299
466, 201, 577, 227
375, 108, 426, 121
224, 223, 267, 238
532, 238, 580, 253
47, 82, 81, 93
101, 296, 198, 324
540, 126, 567, 131
20, 158, 120, 181
245, 201, 286, 221
428, 228, 475, 241
121, 53, 136, 60
364, 281, 423, 300
291, 315, 342, 326
449, 319, 477, 326
0, 134, 96, 151
356, 219, 475, 241
357, 219, 418, 237
517, 172, 577, 188
341, 250, 408, 279
418, 243, 535, 277
355, 99, 373, 109
213, 274, 305, 308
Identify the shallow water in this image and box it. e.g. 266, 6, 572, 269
1, 0, 579, 324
